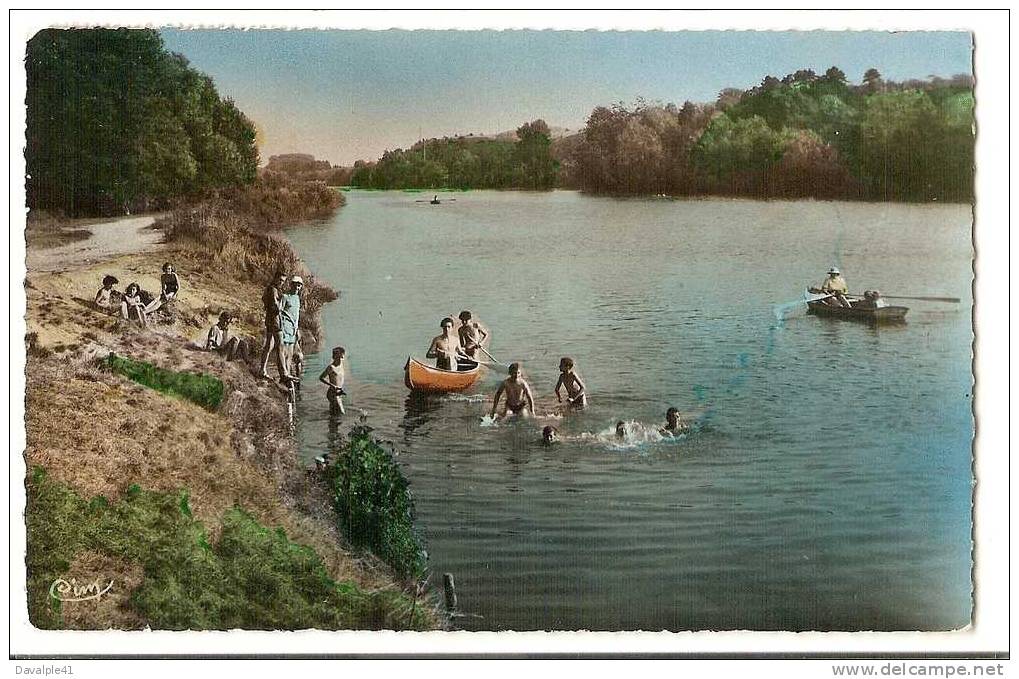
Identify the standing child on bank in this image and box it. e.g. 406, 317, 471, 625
554, 357, 587, 409
319, 346, 347, 415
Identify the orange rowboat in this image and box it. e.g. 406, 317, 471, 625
404, 356, 483, 393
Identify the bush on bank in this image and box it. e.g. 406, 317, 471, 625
326, 426, 427, 581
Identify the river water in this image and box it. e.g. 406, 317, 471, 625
286, 190, 973, 631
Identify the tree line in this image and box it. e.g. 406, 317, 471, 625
570, 67, 974, 202
351, 67, 973, 203
26, 28, 259, 217
350, 120, 558, 190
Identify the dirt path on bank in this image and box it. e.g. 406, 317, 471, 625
26, 213, 166, 273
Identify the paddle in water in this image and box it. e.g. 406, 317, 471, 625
772, 291, 832, 320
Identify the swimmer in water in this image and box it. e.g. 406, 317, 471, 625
660, 407, 690, 435
554, 356, 587, 409
490, 362, 535, 420
541, 425, 558, 445
615, 420, 626, 439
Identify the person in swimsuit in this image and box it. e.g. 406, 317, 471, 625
205, 311, 250, 361
541, 425, 559, 445
120, 282, 148, 327
259, 270, 289, 380
554, 356, 587, 408
318, 346, 347, 415
94, 275, 120, 313
427, 317, 468, 371
145, 262, 181, 313
457, 310, 489, 360
490, 362, 535, 420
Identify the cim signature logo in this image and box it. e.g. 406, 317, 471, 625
49, 576, 114, 603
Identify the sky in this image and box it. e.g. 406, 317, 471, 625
160, 29, 973, 166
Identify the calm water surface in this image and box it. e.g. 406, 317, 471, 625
286, 190, 973, 631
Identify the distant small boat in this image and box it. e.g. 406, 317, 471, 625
404, 356, 482, 392
806, 293, 908, 323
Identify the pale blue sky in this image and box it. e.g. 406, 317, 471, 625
160, 29, 972, 166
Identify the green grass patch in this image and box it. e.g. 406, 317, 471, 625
326, 426, 426, 580
106, 353, 225, 410
25, 469, 431, 630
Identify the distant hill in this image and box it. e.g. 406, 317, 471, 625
484, 125, 576, 142
264, 153, 352, 186
265, 153, 332, 173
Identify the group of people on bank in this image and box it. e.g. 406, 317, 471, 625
93, 262, 181, 327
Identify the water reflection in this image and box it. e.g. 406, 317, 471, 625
400, 392, 446, 440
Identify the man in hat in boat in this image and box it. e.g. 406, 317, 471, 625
812, 267, 851, 308
427, 317, 470, 371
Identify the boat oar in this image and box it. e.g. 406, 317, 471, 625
773, 292, 832, 320
477, 346, 505, 366
852, 293, 961, 303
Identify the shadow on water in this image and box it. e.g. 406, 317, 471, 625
400, 392, 446, 441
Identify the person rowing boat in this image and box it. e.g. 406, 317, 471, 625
457, 310, 489, 360
809, 267, 852, 308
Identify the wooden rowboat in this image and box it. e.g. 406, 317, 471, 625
806, 296, 908, 323
404, 356, 482, 393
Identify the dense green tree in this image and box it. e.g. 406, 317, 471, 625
693, 114, 797, 195
26, 28, 258, 216
349, 125, 557, 191
513, 119, 557, 189
858, 89, 973, 201
863, 68, 883, 94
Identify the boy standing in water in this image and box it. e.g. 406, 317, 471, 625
490, 362, 535, 420
319, 346, 347, 415
554, 357, 587, 408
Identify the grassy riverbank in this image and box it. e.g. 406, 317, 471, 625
23, 178, 440, 630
